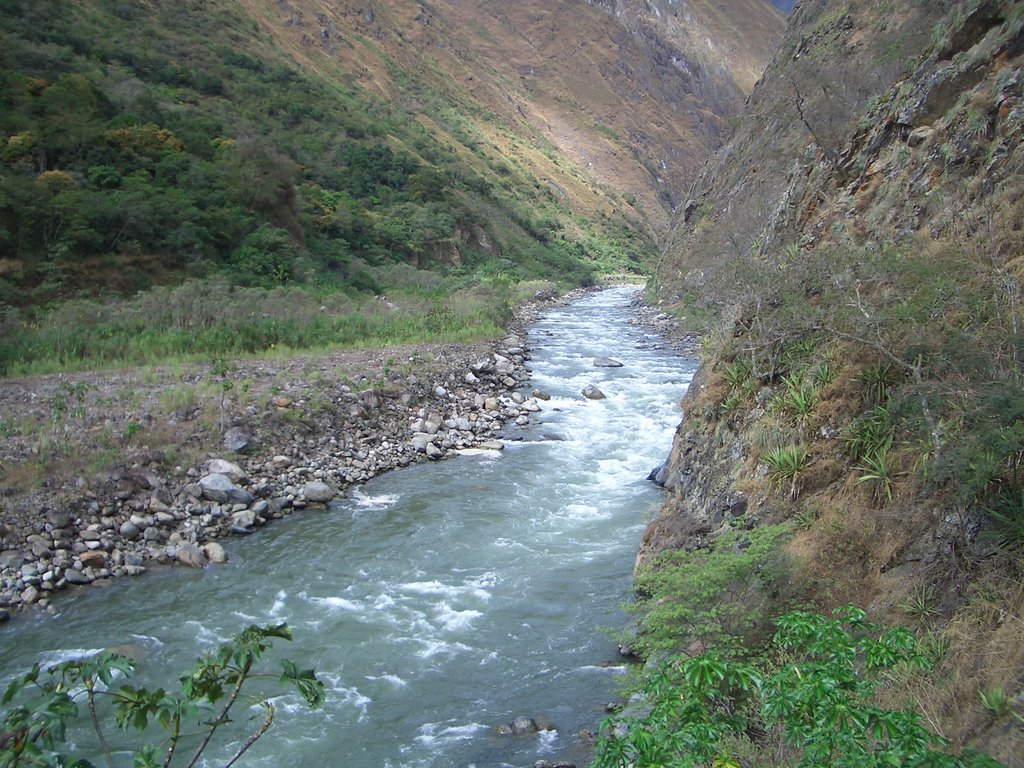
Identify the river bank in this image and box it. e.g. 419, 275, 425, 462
0, 287, 693, 618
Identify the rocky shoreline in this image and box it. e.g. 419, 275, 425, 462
0, 288, 693, 621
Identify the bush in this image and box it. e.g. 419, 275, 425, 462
593, 607, 1003, 768
630, 525, 793, 658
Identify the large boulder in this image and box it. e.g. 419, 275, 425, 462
175, 543, 207, 569
204, 459, 247, 483
199, 474, 254, 505
593, 357, 623, 368
582, 385, 606, 400
203, 542, 228, 564
223, 427, 257, 454
302, 481, 337, 503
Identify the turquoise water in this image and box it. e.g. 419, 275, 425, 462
0, 287, 695, 768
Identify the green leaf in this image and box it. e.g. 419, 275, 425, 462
279, 660, 325, 708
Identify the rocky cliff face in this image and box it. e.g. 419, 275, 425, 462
645, 0, 1024, 760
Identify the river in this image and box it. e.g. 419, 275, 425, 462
0, 286, 695, 768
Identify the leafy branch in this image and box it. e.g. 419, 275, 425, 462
1, 624, 324, 768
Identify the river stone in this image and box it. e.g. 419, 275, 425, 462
425, 442, 443, 459
582, 384, 606, 400
478, 440, 504, 451
205, 459, 247, 483
65, 568, 91, 585
532, 389, 551, 400
494, 355, 514, 375
224, 426, 257, 454
424, 411, 444, 435
46, 509, 73, 528
203, 542, 228, 564
303, 481, 336, 503
21, 585, 39, 605
647, 463, 669, 487
199, 474, 253, 505
495, 716, 551, 736
0, 550, 25, 569
175, 543, 207, 569
230, 509, 256, 531
80, 551, 107, 569
593, 357, 623, 368
410, 433, 436, 452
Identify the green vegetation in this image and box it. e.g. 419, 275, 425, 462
0, 623, 323, 768
763, 445, 811, 498
630, 525, 793, 659
593, 606, 1002, 768
0, 0, 652, 374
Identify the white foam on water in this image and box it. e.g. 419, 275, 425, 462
32, 647, 105, 669
305, 594, 364, 613
183, 621, 228, 648
350, 488, 401, 510
576, 664, 629, 674
366, 673, 407, 688
455, 447, 502, 457
321, 671, 373, 720
492, 537, 527, 550
399, 573, 495, 602
128, 633, 164, 647
560, 503, 606, 520
537, 729, 560, 752
269, 589, 287, 617
415, 639, 473, 660
435, 602, 483, 632
414, 721, 489, 747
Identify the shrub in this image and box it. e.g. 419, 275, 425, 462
630, 525, 793, 658
593, 606, 1003, 768
763, 445, 811, 498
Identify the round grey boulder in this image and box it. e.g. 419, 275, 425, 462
302, 481, 337, 503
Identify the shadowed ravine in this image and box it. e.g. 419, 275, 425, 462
0, 287, 696, 768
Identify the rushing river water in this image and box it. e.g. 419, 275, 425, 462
0, 286, 695, 768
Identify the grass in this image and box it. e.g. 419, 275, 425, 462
0, 279, 515, 377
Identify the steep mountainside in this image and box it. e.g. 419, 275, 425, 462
247, 0, 784, 221
0, 0, 783, 314
641, 0, 1024, 761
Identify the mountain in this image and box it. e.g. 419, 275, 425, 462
0, 0, 783, 312
641, 0, 1024, 761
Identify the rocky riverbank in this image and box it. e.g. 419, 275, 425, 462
0, 288, 690, 620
